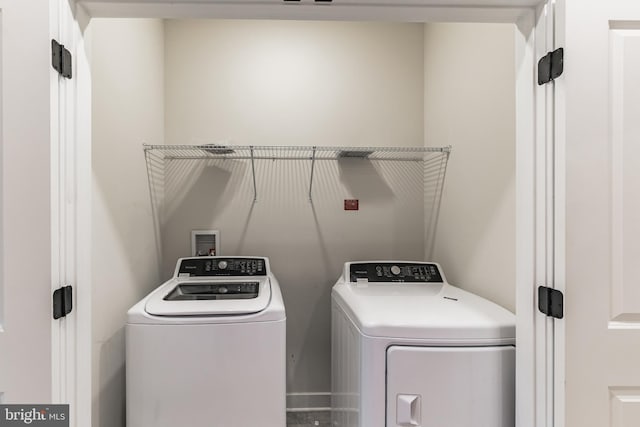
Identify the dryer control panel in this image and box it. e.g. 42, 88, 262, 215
178, 257, 267, 277
349, 262, 443, 283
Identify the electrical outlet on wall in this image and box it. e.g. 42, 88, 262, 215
344, 199, 359, 211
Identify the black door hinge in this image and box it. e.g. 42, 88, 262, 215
537, 47, 563, 85
53, 286, 73, 319
51, 39, 72, 79
538, 286, 563, 319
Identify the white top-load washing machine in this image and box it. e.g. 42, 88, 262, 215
331, 261, 515, 427
127, 256, 286, 427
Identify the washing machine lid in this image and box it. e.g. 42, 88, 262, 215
332, 262, 515, 343
145, 277, 272, 316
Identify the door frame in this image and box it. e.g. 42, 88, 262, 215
65, 1, 556, 426
51, 1, 92, 426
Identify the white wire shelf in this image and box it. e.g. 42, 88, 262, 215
143, 144, 450, 162
144, 143, 451, 202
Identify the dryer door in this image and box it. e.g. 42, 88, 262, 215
386, 345, 515, 427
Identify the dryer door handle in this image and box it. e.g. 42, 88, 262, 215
397, 394, 421, 426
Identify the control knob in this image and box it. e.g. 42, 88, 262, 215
218, 260, 228, 270
390, 265, 401, 276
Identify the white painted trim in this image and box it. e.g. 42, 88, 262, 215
81, 0, 544, 7
50, 0, 63, 405
0, 7, 5, 333
545, 2, 554, 421
80, 2, 539, 23
542, 3, 554, 426
50, 1, 92, 426
552, 1, 566, 427
515, 8, 537, 427
531, 3, 556, 427
73, 10, 93, 425
60, 0, 76, 416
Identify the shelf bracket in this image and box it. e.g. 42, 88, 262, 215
250, 146, 257, 202
309, 146, 317, 202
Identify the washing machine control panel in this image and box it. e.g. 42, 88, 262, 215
349, 262, 443, 283
178, 257, 267, 277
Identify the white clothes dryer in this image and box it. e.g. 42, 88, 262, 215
331, 261, 515, 427
126, 257, 286, 427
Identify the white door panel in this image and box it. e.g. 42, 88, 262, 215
610, 388, 640, 427
559, 1, 640, 427
611, 27, 640, 326
0, 0, 53, 403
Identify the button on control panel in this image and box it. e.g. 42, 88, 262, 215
178, 257, 267, 277
349, 262, 443, 283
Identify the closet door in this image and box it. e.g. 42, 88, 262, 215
558, 1, 640, 426
0, 0, 54, 404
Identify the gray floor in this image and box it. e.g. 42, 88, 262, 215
286, 410, 331, 427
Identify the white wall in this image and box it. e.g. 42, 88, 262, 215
425, 23, 516, 312
163, 20, 426, 401
164, 20, 424, 148
90, 19, 164, 427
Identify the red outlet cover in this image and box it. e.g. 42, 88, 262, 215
344, 199, 359, 210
